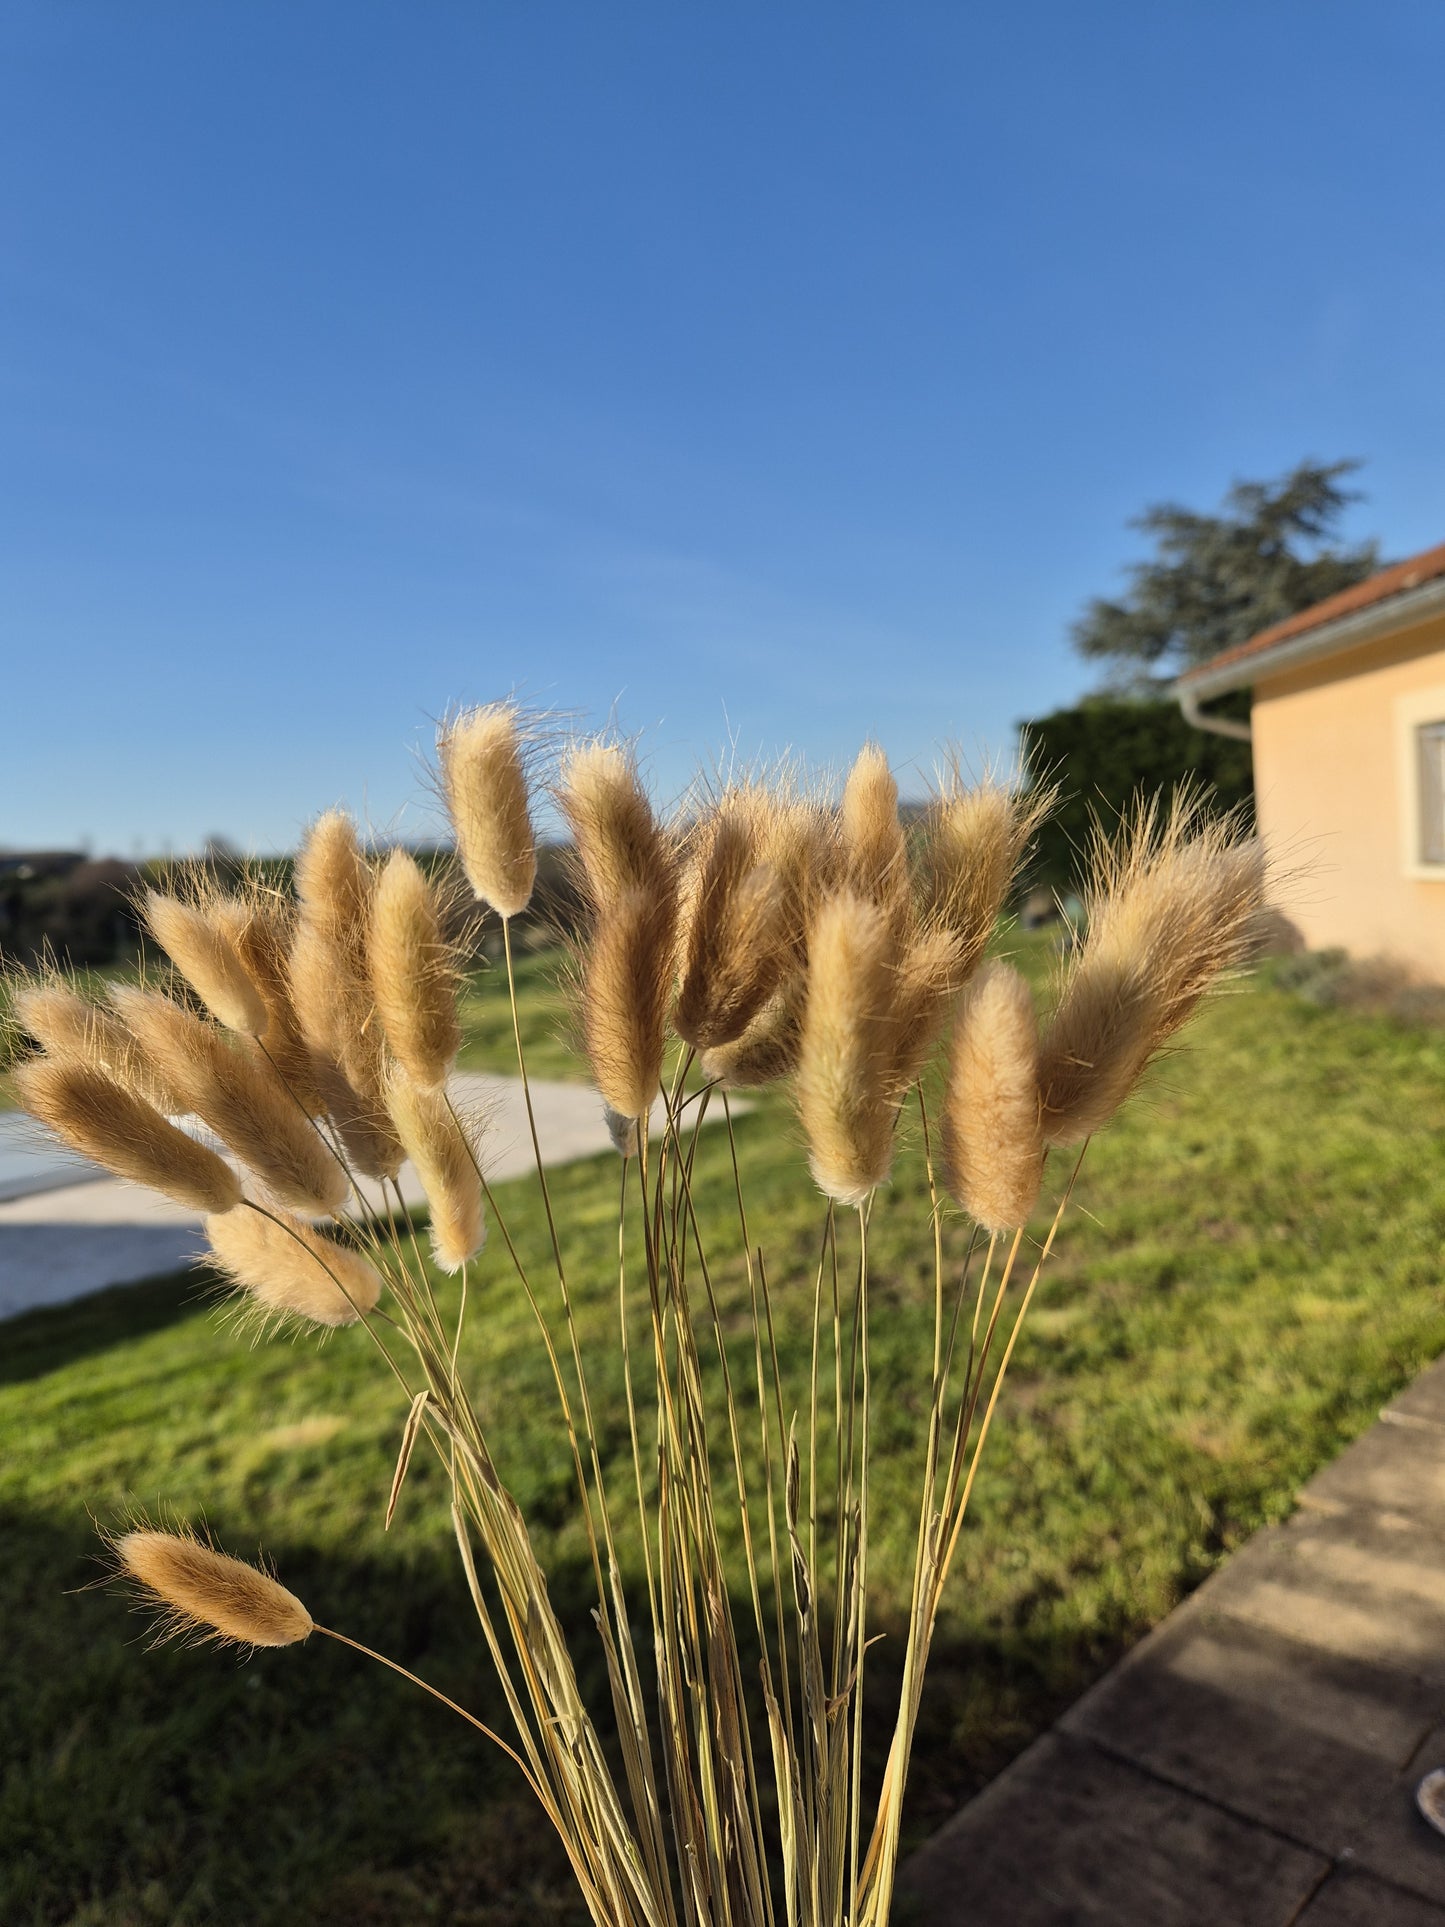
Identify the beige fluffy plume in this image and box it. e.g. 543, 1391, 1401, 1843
11, 980, 180, 1112
674, 789, 790, 1052
289, 811, 403, 1179
841, 743, 910, 930
110, 987, 348, 1216
796, 892, 900, 1204
371, 850, 461, 1089
14, 1057, 242, 1214
387, 1071, 486, 1272
113, 1524, 313, 1648
560, 741, 679, 1119
439, 702, 538, 918
226, 891, 325, 1115
1037, 796, 1266, 1145
915, 768, 1053, 985
206, 1207, 383, 1327
144, 890, 269, 1036
942, 962, 1044, 1232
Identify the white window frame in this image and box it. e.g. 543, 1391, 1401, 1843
1396, 686, 1445, 879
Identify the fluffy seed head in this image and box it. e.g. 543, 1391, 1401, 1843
10, 980, 180, 1112
888, 925, 968, 1092
144, 890, 269, 1036
13, 1056, 242, 1214
371, 850, 461, 1089
112, 1524, 313, 1649
386, 1070, 486, 1272
289, 813, 402, 1179
674, 790, 790, 1051
438, 703, 538, 917
583, 886, 677, 1119
1037, 796, 1266, 1145
227, 892, 324, 1115
942, 962, 1044, 1232
915, 769, 1053, 985
206, 1207, 382, 1328
841, 744, 910, 929
700, 981, 806, 1090
796, 892, 900, 1204
559, 741, 675, 910
110, 987, 348, 1215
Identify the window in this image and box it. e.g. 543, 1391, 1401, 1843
1419, 722, 1445, 865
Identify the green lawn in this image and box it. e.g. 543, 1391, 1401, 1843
4, 940, 1445, 1924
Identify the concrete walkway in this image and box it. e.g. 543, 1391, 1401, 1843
901, 1359, 1445, 1925
0, 1073, 666, 1318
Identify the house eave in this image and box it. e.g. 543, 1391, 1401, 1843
1175, 574, 1445, 703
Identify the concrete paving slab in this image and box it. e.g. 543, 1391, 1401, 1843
1297, 1868, 1445, 1925
1060, 1605, 1440, 1856
1298, 1417, 1445, 1531
1381, 1356, 1445, 1433
1202, 1503, 1445, 1684
898, 1730, 1326, 1926
0, 1073, 710, 1318
1350, 1724, 1445, 1906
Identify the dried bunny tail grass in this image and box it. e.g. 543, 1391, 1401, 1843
942, 962, 1044, 1232
761, 792, 842, 961
206, 1206, 382, 1329
290, 813, 402, 1179
796, 892, 900, 1204
583, 885, 677, 1120
604, 1105, 642, 1158
371, 850, 462, 1089
9, 977, 180, 1112
386, 1070, 486, 1273
841, 742, 910, 927
109, 1520, 313, 1649
888, 925, 968, 1092
143, 889, 269, 1036
700, 978, 805, 1089
558, 739, 676, 908
13, 1056, 242, 1214
1037, 794, 1267, 1145
110, 987, 348, 1216
438, 702, 538, 918
915, 762, 1055, 982
226, 890, 325, 1114
674, 789, 791, 1051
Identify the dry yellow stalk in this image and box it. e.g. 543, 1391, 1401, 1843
110, 987, 348, 1215
439, 702, 538, 918
371, 849, 461, 1089
113, 1524, 313, 1648
206, 1207, 383, 1327
796, 892, 900, 1204
14, 1056, 242, 1214
942, 962, 1044, 1231
1037, 797, 1266, 1144
386, 1070, 485, 1272
144, 890, 269, 1036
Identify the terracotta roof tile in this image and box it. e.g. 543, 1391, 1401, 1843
1178, 538, 1445, 684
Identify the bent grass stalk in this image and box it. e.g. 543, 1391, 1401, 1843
8, 722, 1267, 1925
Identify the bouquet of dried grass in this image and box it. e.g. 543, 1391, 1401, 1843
9, 705, 1265, 1926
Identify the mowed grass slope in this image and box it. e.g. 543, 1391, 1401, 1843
4, 940, 1445, 1924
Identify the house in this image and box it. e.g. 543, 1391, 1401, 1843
1176, 540, 1445, 978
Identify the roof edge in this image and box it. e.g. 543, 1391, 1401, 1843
1175, 573, 1445, 702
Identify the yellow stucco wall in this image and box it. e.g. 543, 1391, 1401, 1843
1252, 609, 1445, 977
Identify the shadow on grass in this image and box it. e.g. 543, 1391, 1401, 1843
0, 1270, 208, 1391
0, 1494, 1145, 1927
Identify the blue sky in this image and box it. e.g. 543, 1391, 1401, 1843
4, 3, 1445, 854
